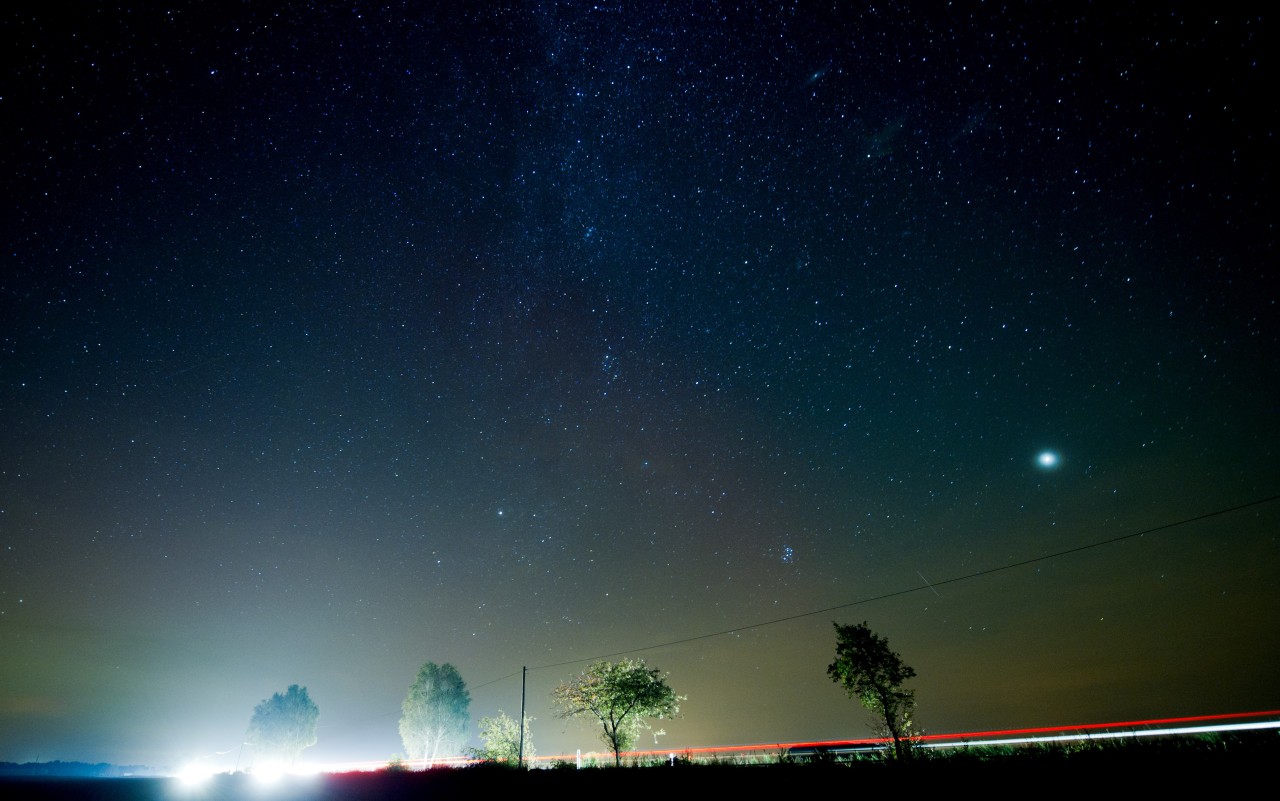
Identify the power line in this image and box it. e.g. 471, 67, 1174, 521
524, 492, 1280, 673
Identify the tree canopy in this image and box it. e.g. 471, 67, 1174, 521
472, 710, 535, 766
827, 621, 918, 759
245, 684, 319, 765
552, 658, 682, 766
398, 662, 471, 765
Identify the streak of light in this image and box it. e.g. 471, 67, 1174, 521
187, 710, 1279, 776
535, 709, 1280, 764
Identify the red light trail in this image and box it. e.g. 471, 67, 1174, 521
534, 709, 1280, 764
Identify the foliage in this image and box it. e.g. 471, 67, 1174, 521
245, 685, 319, 764
552, 658, 683, 766
399, 662, 471, 765
827, 621, 919, 760
385, 754, 408, 772
472, 710, 535, 766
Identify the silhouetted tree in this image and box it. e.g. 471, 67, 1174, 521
245, 685, 319, 765
827, 621, 918, 759
552, 658, 682, 766
399, 662, 471, 765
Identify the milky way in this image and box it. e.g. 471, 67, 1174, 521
1, 3, 1276, 768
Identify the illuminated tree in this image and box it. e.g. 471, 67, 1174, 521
399, 662, 471, 765
472, 710, 535, 765
552, 658, 683, 766
245, 684, 319, 765
827, 621, 918, 760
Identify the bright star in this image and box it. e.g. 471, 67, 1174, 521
1037, 451, 1060, 468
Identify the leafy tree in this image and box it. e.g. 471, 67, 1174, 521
552, 658, 683, 766
245, 685, 319, 765
472, 710, 535, 766
827, 621, 918, 760
399, 662, 471, 765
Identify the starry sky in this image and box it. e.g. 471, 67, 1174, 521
2, 2, 1277, 769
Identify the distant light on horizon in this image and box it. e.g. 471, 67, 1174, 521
176, 763, 216, 787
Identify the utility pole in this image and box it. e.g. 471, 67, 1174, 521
518, 666, 527, 768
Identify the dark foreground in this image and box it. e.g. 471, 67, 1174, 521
5, 734, 1276, 800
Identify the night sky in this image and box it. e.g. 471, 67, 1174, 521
2, 2, 1277, 769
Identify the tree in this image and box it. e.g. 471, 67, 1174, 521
399, 662, 471, 765
472, 710, 535, 766
552, 658, 683, 766
245, 685, 319, 765
827, 621, 918, 760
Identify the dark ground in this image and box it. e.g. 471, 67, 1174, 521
4, 733, 1275, 799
